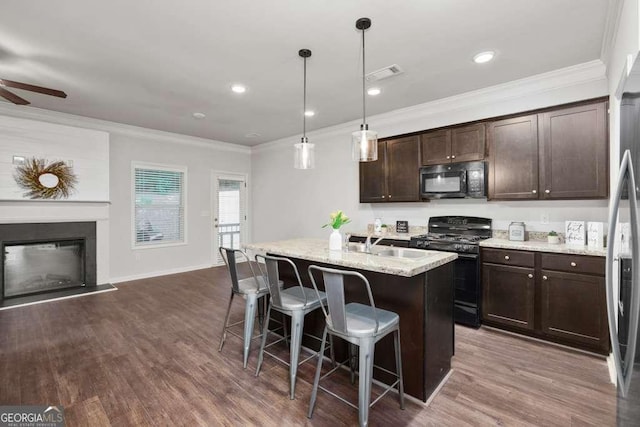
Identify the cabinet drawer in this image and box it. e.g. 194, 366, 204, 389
482, 248, 535, 267
540, 253, 604, 276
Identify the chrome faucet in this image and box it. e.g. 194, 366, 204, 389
364, 234, 384, 253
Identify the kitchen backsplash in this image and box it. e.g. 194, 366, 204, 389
492, 229, 565, 242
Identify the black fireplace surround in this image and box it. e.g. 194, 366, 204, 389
0, 222, 97, 300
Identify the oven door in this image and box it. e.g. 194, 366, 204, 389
453, 253, 481, 327
420, 166, 467, 198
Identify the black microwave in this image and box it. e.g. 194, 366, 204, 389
420, 161, 486, 199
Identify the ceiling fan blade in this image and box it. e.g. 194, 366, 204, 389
0, 87, 29, 105
0, 79, 67, 98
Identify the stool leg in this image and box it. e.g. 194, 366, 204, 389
289, 310, 305, 399
255, 303, 272, 377
348, 343, 357, 384
243, 294, 258, 369
308, 326, 328, 419
358, 338, 375, 427
394, 328, 405, 409
328, 334, 336, 367
282, 313, 289, 346
218, 291, 235, 352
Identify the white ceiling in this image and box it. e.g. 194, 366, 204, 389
0, 1, 611, 146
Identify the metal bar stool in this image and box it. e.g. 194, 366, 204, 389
254, 254, 334, 399
218, 247, 271, 369
307, 265, 405, 427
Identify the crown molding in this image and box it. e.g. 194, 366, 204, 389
0, 103, 251, 154
252, 60, 607, 154
601, 0, 625, 67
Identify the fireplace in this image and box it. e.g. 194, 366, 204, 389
0, 222, 97, 300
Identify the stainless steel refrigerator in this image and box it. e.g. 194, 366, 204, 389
608, 55, 640, 425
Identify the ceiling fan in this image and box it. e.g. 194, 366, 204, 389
0, 79, 67, 105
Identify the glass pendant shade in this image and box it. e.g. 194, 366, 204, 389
294, 138, 315, 169
351, 127, 378, 162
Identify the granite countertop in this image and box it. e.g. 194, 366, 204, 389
480, 238, 607, 257
244, 238, 457, 277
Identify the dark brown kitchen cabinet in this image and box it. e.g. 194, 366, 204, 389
538, 102, 608, 199
487, 114, 539, 200
482, 263, 535, 331
359, 136, 420, 203
481, 247, 609, 354
487, 99, 609, 201
421, 123, 485, 166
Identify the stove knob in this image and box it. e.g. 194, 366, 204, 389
454, 244, 461, 251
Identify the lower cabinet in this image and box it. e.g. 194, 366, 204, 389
481, 248, 609, 354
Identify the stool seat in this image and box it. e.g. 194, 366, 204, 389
277, 287, 326, 311
236, 276, 269, 295
329, 303, 399, 338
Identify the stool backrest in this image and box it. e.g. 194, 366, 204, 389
308, 265, 379, 335
255, 254, 307, 308
219, 247, 260, 293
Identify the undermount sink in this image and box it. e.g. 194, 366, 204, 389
346, 243, 430, 260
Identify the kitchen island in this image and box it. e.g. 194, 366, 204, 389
245, 238, 457, 402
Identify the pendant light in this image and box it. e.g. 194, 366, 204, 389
294, 49, 315, 169
352, 17, 378, 162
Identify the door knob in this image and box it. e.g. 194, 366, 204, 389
528, 274, 533, 279
543, 275, 548, 280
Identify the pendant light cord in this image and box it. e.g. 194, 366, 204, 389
361, 27, 366, 128
303, 55, 307, 140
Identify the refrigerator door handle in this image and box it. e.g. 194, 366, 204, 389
606, 149, 640, 398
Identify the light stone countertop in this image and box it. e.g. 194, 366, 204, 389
244, 238, 457, 277
480, 238, 607, 257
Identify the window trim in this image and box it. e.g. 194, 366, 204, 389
131, 161, 188, 250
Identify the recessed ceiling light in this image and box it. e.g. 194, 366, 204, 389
367, 87, 381, 96
304, 110, 315, 117
192, 112, 206, 119
473, 51, 495, 64
245, 132, 261, 138
231, 84, 247, 93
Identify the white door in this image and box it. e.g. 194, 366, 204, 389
212, 173, 247, 266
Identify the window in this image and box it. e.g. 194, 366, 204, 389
132, 163, 186, 248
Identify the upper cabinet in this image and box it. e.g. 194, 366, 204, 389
360, 136, 420, 203
487, 99, 608, 201
421, 123, 485, 165
538, 102, 608, 199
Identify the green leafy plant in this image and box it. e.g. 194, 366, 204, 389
548, 230, 558, 236
322, 210, 351, 230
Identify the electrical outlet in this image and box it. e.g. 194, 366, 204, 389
541, 213, 550, 225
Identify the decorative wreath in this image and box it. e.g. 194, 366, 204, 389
14, 157, 77, 199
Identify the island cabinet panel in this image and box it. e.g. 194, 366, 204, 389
487, 114, 539, 200
538, 101, 608, 199
359, 140, 387, 202
420, 123, 485, 166
482, 263, 535, 331
360, 136, 420, 203
273, 256, 454, 402
480, 248, 609, 354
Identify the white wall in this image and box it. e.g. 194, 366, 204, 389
251, 61, 610, 242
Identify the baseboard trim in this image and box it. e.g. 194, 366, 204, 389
110, 263, 213, 284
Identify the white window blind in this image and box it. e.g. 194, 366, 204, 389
133, 165, 186, 247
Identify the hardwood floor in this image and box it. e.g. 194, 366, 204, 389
0, 266, 617, 426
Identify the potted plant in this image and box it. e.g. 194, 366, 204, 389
547, 230, 560, 244
322, 210, 351, 251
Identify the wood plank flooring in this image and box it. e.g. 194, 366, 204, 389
0, 266, 618, 426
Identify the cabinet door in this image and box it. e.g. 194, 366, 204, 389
387, 136, 420, 201
359, 140, 387, 202
451, 123, 485, 163
539, 101, 608, 199
487, 114, 539, 200
482, 263, 535, 330
421, 130, 451, 165
540, 270, 608, 351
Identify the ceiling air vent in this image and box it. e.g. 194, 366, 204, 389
365, 64, 404, 82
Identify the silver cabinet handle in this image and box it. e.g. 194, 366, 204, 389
570, 261, 577, 267
389, 195, 392, 198
528, 274, 533, 279
504, 255, 510, 260
545, 189, 550, 194
446, 156, 450, 159
382, 195, 385, 199
543, 275, 548, 280
532, 190, 537, 194
451, 155, 456, 159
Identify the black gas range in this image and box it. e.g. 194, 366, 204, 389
409, 216, 492, 328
